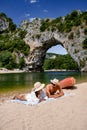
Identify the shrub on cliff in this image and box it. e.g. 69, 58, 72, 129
82, 38, 87, 49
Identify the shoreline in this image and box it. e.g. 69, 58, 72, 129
0, 68, 25, 74
44, 69, 79, 72
0, 68, 80, 74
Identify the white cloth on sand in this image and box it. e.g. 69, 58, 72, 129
25, 91, 39, 104
10, 90, 48, 105
11, 91, 39, 105
10, 92, 75, 105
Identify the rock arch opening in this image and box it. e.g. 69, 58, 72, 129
47, 45, 68, 55
43, 44, 79, 71
26, 39, 79, 72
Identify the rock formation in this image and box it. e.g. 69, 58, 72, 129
0, 16, 9, 31
0, 11, 87, 72
20, 16, 87, 72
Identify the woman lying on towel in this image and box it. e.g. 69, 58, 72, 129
13, 82, 48, 104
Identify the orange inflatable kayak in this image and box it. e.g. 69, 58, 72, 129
59, 77, 76, 89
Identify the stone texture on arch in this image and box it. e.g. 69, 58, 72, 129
20, 19, 87, 72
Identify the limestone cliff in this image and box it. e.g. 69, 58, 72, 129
0, 15, 9, 31
0, 11, 87, 72
20, 11, 87, 72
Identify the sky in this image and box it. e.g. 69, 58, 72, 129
0, 0, 87, 54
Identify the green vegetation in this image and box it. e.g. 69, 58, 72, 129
0, 13, 30, 69
40, 10, 87, 33
18, 29, 27, 39
68, 32, 74, 39
84, 28, 87, 35
0, 51, 16, 69
43, 53, 79, 70
82, 38, 87, 49
0, 12, 7, 17
0, 34, 30, 69
0, 12, 16, 33
7, 18, 16, 32
40, 19, 50, 32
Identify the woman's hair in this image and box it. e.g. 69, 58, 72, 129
35, 91, 38, 97
35, 91, 40, 97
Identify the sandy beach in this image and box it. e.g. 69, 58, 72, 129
0, 82, 87, 130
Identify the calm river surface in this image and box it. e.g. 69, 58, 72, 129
0, 71, 87, 96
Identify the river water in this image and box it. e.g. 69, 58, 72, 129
0, 71, 87, 96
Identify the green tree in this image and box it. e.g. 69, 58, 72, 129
82, 38, 87, 49
18, 58, 25, 69
7, 18, 16, 32
0, 51, 16, 69
43, 54, 79, 70
19, 30, 27, 39
84, 28, 87, 35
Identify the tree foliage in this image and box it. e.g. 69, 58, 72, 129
40, 10, 87, 33
0, 51, 16, 69
0, 19, 30, 69
82, 38, 87, 49
43, 54, 79, 70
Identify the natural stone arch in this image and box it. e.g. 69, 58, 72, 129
21, 18, 87, 72
26, 38, 62, 71
0, 11, 87, 72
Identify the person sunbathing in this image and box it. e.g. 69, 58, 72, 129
13, 77, 76, 102
13, 82, 47, 103
44, 77, 76, 98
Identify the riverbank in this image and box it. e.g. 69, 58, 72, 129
45, 69, 78, 71
0, 82, 87, 130
0, 68, 25, 73
0, 68, 79, 74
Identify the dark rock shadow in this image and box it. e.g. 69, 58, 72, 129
63, 85, 77, 90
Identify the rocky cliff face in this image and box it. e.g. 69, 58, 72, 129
20, 17, 87, 72
0, 11, 87, 72
0, 16, 9, 31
